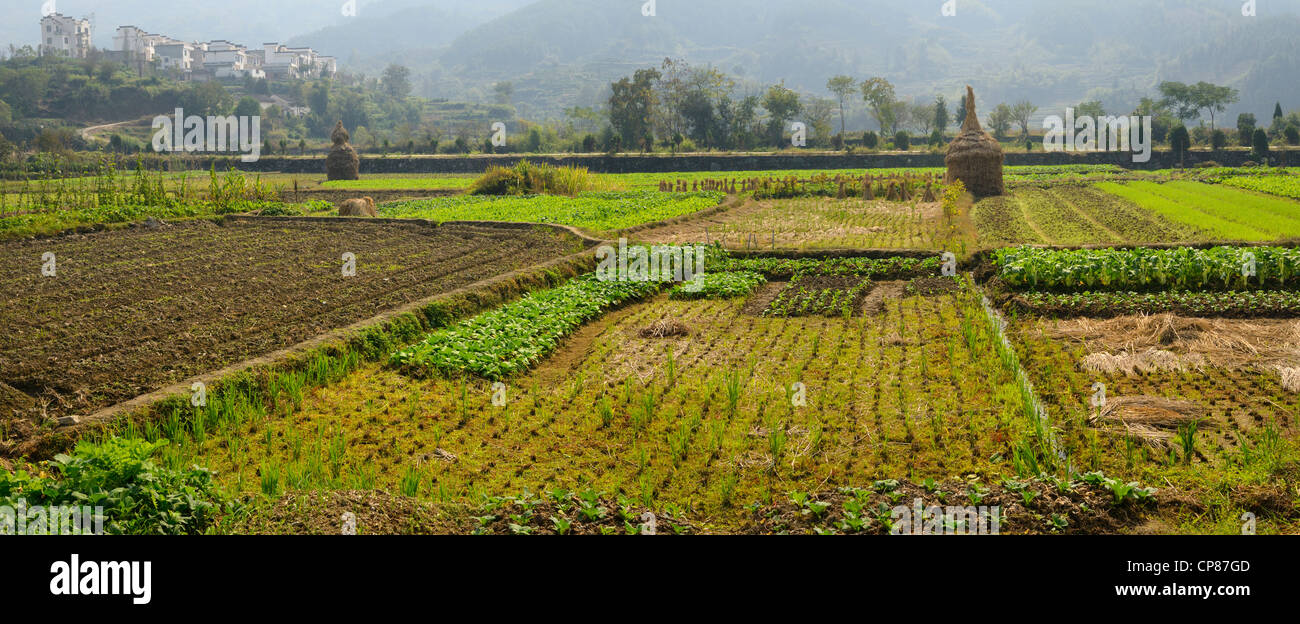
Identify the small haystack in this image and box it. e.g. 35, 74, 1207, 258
326, 121, 360, 181
638, 319, 691, 339
944, 86, 1004, 197
337, 196, 378, 217
1090, 396, 1208, 448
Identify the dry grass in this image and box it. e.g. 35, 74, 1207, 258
1052, 314, 1300, 381
638, 319, 691, 339
1090, 396, 1208, 447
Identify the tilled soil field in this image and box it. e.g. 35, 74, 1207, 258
0, 217, 584, 421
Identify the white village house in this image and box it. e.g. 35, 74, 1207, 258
38, 13, 92, 58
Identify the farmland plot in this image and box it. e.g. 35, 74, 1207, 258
638, 196, 942, 250
162, 281, 1047, 531
1096, 181, 1300, 241
1009, 314, 1300, 533
0, 218, 585, 423
380, 191, 725, 233
973, 186, 1203, 247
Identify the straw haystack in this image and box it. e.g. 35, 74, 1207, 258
326, 121, 360, 181
944, 86, 1004, 197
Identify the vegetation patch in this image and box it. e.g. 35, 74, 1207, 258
380, 190, 725, 233
669, 271, 766, 300
390, 274, 663, 380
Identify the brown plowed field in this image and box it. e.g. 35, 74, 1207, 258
0, 217, 584, 420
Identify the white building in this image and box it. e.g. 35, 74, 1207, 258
202, 40, 265, 80
110, 24, 334, 82
40, 13, 92, 58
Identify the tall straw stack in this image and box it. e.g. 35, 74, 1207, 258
944, 86, 1004, 197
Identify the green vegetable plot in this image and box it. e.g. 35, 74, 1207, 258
994, 245, 1300, 292
669, 271, 766, 300
390, 274, 663, 380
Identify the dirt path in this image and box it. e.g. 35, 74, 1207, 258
78, 116, 154, 142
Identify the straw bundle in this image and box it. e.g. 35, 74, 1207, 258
326, 120, 361, 181
944, 86, 1004, 197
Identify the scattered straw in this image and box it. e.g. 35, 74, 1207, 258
1090, 396, 1208, 447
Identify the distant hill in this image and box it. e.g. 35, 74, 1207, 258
301, 0, 1300, 123
10, 0, 1300, 125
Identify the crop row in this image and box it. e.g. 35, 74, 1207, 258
390, 274, 662, 380
1012, 290, 1300, 317
669, 271, 766, 300
763, 275, 872, 317
714, 255, 942, 279
994, 245, 1300, 292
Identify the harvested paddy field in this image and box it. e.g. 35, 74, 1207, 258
0, 217, 587, 424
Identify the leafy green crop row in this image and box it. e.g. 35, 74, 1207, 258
380, 190, 724, 232
390, 274, 663, 380
669, 271, 766, 300
995, 245, 1300, 292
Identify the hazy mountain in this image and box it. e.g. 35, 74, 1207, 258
6, 0, 1300, 125
413, 0, 1300, 122
285, 0, 535, 68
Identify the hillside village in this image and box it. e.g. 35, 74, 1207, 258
39, 13, 336, 83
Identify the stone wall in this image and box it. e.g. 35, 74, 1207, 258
203, 148, 1297, 175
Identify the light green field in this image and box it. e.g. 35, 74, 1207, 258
1095, 180, 1300, 241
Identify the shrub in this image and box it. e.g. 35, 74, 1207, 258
467, 160, 599, 196
862, 131, 879, 149
1211, 130, 1228, 150
1169, 126, 1191, 163
0, 437, 232, 535
894, 131, 910, 150
1286, 126, 1300, 146
1252, 128, 1271, 158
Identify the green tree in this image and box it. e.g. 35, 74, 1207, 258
1274, 102, 1284, 121
1158, 82, 1199, 123
1170, 125, 1191, 166
986, 103, 1014, 140
860, 77, 897, 135
608, 68, 661, 150
933, 95, 949, 136
826, 75, 857, 137
382, 64, 412, 99
1010, 100, 1038, 137
1075, 100, 1106, 118
180, 81, 232, 116
234, 97, 261, 118
1252, 128, 1270, 159
762, 83, 802, 147
1191, 81, 1237, 129
1237, 113, 1257, 147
